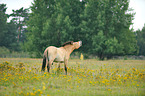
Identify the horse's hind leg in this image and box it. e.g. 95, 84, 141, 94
64, 60, 68, 75
47, 60, 53, 73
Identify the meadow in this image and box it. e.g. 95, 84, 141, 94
0, 58, 145, 96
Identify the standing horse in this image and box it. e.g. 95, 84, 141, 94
41, 41, 82, 75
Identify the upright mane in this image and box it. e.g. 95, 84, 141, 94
62, 41, 73, 47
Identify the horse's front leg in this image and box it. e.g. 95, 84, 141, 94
57, 63, 60, 70
64, 60, 68, 75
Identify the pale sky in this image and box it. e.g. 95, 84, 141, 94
129, 0, 145, 31
0, 0, 145, 31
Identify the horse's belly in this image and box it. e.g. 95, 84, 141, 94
54, 58, 64, 62
53, 48, 65, 62
54, 54, 64, 62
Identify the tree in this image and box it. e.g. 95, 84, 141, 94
80, 0, 137, 59
136, 24, 145, 56
0, 4, 7, 46
24, 0, 54, 57
24, 0, 137, 59
80, 0, 106, 55
10, 7, 29, 43
6, 21, 18, 51
42, 0, 83, 46
25, 0, 84, 57
0, 4, 19, 51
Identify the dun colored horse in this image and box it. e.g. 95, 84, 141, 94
41, 41, 82, 75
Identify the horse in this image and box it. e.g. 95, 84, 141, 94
41, 41, 82, 75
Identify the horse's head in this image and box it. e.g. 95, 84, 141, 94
73, 41, 82, 49
62, 41, 82, 49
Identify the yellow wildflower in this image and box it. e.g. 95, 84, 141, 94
67, 79, 71, 82
27, 92, 30, 95
42, 82, 45, 85
108, 89, 111, 91
43, 86, 46, 90
89, 81, 92, 84
132, 68, 136, 71
37, 89, 43, 94
47, 94, 51, 96
102, 81, 105, 83
124, 77, 127, 80
33, 87, 35, 91
30, 92, 35, 95
28, 70, 31, 73
37, 89, 41, 92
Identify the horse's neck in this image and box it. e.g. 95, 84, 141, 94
63, 45, 75, 55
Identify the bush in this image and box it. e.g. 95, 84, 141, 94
0, 46, 29, 58
0, 47, 10, 57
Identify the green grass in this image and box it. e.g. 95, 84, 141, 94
0, 58, 145, 96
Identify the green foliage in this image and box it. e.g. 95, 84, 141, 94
10, 7, 29, 43
0, 4, 30, 52
0, 4, 19, 51
25, 0, 84, 57
80, 0, 137, 59
25, 0, 51, 57
136, 24, 145, 56
104, 38, 124, 58
0, 47, 10, 55
0, 47, 29, 58
0, 4, 8, 46
6, 21, 19, 51
23, 0, 137, 59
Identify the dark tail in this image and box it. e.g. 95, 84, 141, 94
41, 56, 46, 71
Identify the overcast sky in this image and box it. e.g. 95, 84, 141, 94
1, 0, 145, 31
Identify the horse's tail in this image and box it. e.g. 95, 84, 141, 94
41, 50, 49, 71
41, 56, 46, 71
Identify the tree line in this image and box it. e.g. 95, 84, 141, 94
0, 0, 145, 60
0, 4, 29, 51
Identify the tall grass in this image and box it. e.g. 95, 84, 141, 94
0, 58, 145, 96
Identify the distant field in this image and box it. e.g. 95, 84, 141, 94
0, 58, 145, 96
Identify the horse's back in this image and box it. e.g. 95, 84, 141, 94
44, 46, 66, 62
44, 46, 57, 57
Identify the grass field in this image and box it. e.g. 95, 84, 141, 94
0, 58, 145, 96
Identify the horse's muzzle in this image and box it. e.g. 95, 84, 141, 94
79, 41, 82, 46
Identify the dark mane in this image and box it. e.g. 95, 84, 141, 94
62, 41, 73, 47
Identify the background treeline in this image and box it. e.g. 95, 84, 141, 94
0, 0, 145, 60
